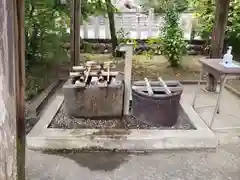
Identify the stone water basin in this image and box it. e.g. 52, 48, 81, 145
63, 75, 124, 118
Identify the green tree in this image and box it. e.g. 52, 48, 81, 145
81, 0, 118, 56
192, 0, 240, 42
25, 0, 119, 98
25, 0, 70, 99
190, 0, 215, 39
25, 0, 118, 68
160, 4, 187, 67
25, 0, 69, 69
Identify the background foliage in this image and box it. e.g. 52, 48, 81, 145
25, 0, 115, 100
143, 0, 189, 13
192, 0, 240, 55
25, 0, 70, 99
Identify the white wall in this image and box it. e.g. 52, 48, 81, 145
80, 10, 195, 40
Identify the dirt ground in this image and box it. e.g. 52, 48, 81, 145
81, 54, 201, 80
81, 53, 240, 92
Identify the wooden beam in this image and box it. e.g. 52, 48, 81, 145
15, 0, 26, 179
70, 0, 81, 66
0, 0, 25, 179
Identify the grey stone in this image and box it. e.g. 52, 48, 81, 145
63, 79, 124, 118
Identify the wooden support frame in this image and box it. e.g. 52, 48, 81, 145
0, 0, 25, 179
0, 0, 232, 179
15, 0, 26, 179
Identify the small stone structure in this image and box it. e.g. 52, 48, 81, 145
63, 61, 124, 118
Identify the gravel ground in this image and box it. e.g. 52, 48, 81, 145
49, 103, 195, 130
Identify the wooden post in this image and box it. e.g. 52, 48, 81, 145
0, 0, 25, 179
148, 8, 154, 38
118, 44, 133, 115
70, 0, 81, 66
136, 9, 141, 39
94, 17, 99, 39
83, 21, 88, 39
206, 0, 230, 92
105, 18, 110, 39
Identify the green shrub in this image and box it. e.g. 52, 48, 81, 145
160, 4, 187, 67
146, 38, 162, 55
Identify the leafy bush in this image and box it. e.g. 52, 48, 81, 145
160, 4, 187, 67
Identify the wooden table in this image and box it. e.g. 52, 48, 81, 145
192, 58, 240, 128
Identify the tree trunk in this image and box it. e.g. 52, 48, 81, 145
210, 0, 230, 58
206, 0, 230, 92
106, 0, 118, 57
70, 0, 81, 66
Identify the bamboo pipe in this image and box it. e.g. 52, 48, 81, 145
72, 66, 85, 71
70, 71, 119, 77
86, 61, 96, 66
107, 64, 110, 83
158, 77, 172, 95
98, 75, 104, 83
144, 78, 154, 96
79, 75, 84, 82
85, 66, 91, 83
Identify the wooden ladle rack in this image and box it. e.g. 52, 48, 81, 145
69, 61, 119, 86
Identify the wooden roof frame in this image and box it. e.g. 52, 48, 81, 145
0, 0, 25, 179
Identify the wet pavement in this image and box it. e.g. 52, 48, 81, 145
26, 141, 240, 180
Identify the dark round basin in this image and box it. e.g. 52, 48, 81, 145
132, 82, 183, 127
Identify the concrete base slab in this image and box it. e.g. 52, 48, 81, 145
189, 85, 240, 130
27, 89, 217, 151
182, 85, 240, 146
